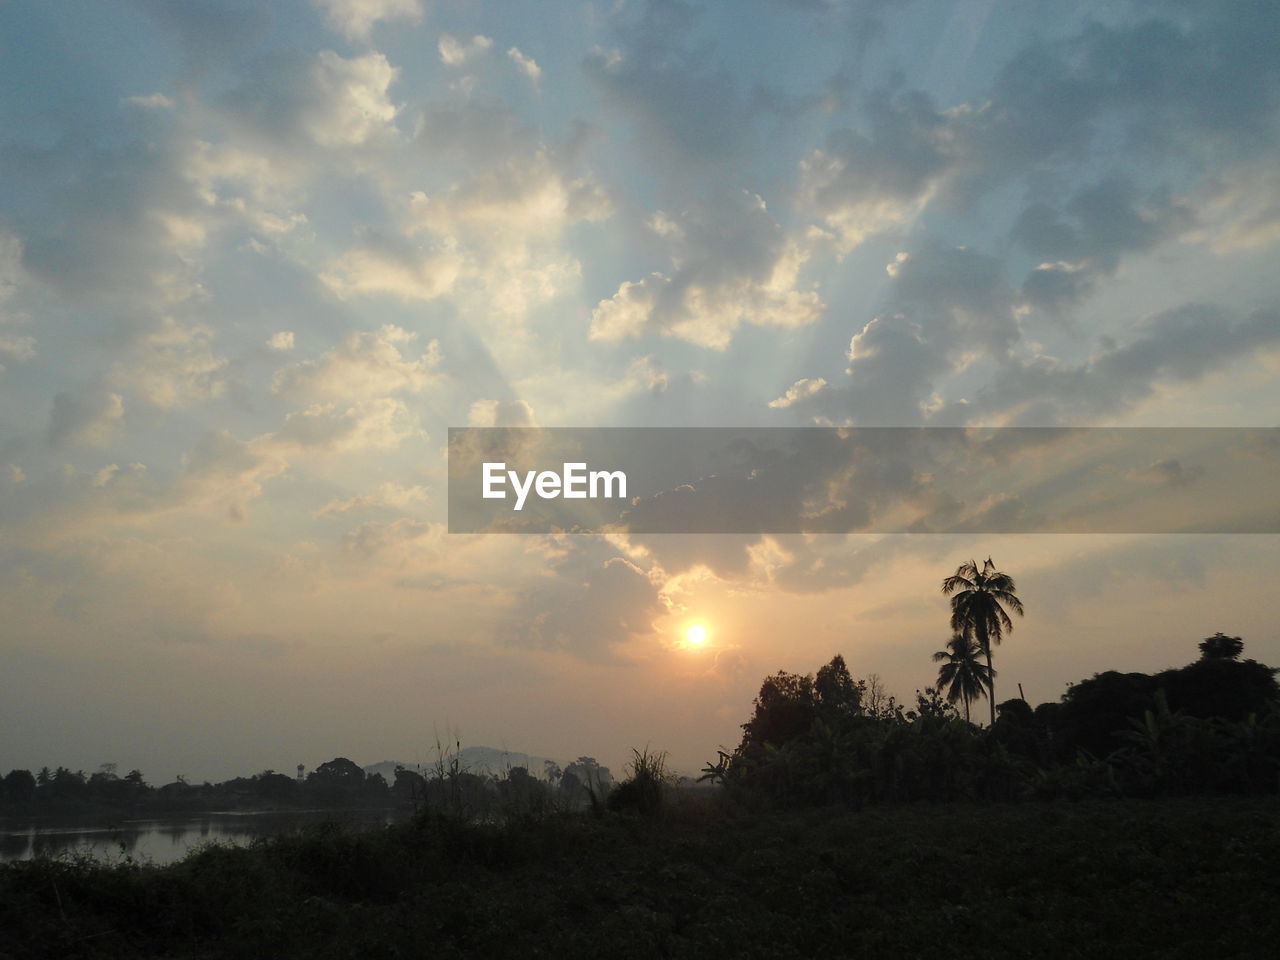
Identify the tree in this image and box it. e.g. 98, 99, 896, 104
1198, 632, 1244, 660
815, 654, 862, 719
932, 633, 993, 723
738, 669, 818, 756
942, 557, 1024, 725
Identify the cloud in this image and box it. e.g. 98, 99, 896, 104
949, 305, 1280, 426
467, 399, 536, 428
124, 93, 175, 109
1014, 178, 1194, 310
795, 5, 1280, 262
319, 231, 462, 301
502, 540, 666, 659
115, 317, 228, 409
506, 47, 541, 82
317, 481, 429, 516
1191, 162, 1280, 253
312, 0, 423, 44
46, 390, 125, 448
438, 34, 493, 67
799, 89, 954, 254
408, 151, 609, 252
582, 1, 773, 175
590, 190, 823, 349
768, 378, 827, 409
267, 331, 296, 351
221, 50, 401, 149
776, 242, 1019, 424
0, 332, 35, 375
177, 429, 289, 521
323, 147, 607, 318
0, 232, 32, 374
339, 517, 445, 570
272, 324, 443, 397
1126, 458, 1205, 489
274, 397, 422, 453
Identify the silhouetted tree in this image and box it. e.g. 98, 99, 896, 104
942, 557, 1024, 725
739, 670, 818, 756
932, 633, 992, 723
815, 654, 862, 720
2, 770, 35, 806
392, 766, 426, 804
1054, 670, 1158, 758
1157, 642, 1279, 722
1199, 632, 1244, 660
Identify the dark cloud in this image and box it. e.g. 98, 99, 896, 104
1015, 178, 1194, 310
951, 305, 1280, 425
775, 241, 1017, 424
502, 540, 665, 660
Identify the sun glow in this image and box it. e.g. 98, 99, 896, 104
685, 623, 708, 646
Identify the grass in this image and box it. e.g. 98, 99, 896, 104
3, 796, 1280, 958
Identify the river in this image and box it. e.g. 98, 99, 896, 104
0, 809, 408, 866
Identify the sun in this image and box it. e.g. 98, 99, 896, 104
685, 624, 708, 646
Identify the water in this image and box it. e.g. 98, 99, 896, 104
0, 809, 407, 866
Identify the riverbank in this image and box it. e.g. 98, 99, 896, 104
4, 796, 1279, 958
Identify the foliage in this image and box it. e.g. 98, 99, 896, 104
607, 747, 671, 817
5, 798, 1280, 958
723, 636, 1280, 811
941, 557, 1024, 724
932, 633, 993, 723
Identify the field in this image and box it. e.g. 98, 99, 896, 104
3, 796, 1279, 959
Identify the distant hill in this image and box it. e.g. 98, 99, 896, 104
364, 747, 558, 783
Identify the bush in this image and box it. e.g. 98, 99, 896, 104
607, 747, 670, 817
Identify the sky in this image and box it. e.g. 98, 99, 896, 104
1, 0, 1279, 782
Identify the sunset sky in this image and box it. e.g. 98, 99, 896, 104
2, 0, 1278, 782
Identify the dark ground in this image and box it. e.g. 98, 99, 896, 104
2, 796, 1279, 959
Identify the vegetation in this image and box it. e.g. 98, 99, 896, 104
0, 752, 618, 822
3, 798, 1280, 958
942, 557, 1024, 724
932, 632, 993, 723
718, 633, 1280, 808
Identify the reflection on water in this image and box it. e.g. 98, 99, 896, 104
0, 809, 405, 866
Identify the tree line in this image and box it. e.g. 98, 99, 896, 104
0, 753, 619, 819
710, 558, 1280, 806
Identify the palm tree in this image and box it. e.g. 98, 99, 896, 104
941, 557, 1024, 726
932, 633, 993, 724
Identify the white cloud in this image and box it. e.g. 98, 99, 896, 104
323, 149, 609, 318
408, 152, 609, 251
438, 34, 493, 67
123, 92, 175, 109
304, 51, 401, 147
768, 378, 827, 409
274, 398, 422, 453
590, 191, 823, 349
312, 0, 423, 44
320, 236, 462, 301
506, 47, 541, 82
272, 324, 443, 397
118, 317, 228, 409
267, 331, 296, 351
